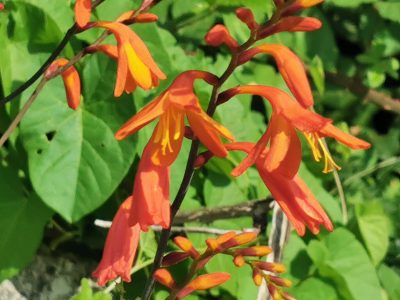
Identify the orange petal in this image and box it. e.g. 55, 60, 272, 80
265, 115, 302, 178
149, 108, 185, 166
127, 29, 166, 80
187, 110, 234, 158
75, 0, 92, 28
115, 93, 167, 140
244, 44, 314, 108
319, 123, 371, 149
123, 42, 153, 90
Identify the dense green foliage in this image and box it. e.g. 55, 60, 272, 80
0, 0, 399, 299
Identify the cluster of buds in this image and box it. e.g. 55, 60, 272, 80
154, 232, 294, 300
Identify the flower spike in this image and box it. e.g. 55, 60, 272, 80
74, 0, 92, 28
115, 71, 234, 166
45, 58, 81, 110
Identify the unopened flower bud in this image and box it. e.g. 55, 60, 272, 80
177, 273, 231, 299
236, 8, 258, 30
174, 236, 200, 259
162, 252, 190, 267
253, 261, 286, 273
235, 246, 272, 257
268, 275, 292, 288
252, 268, 263, 286
233, 255, 245, 267
205, 25, 239, 51
219, 232, 257, 250
268, 283, 283, 300
154, 269, 176, 289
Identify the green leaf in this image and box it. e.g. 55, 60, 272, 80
307, 228, 383, 300
326, 0, 378, 8
378, 264, 400, 300
0, 164, 52, 281
19, 55, 137, 222
70, 279, 111, 300
376, 1, 400, 23
309, 55, 326, 95
292, 278, 339, 300
356, 202, 390, 266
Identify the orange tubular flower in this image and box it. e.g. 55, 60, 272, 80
74, 0, 92, 28
226, 142, 334, 236
240, 44, 314, 108
92, 196, 141, 286
45, 58, 81, 110
220, 86, 371, 177
93, 22, 166, 97
115, 71, 235, 166
130, 141, 170, 230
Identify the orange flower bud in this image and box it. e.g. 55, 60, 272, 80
206, 231, 236, 252
268, 275, 292, 288
177, 273, 231, 299
154, 269, 176, 289
236, 246, 272, 257
258, 17, 322, 38
194, 151, 214, 169
173, 236, 200, 259
253, 261, 286, 273
233, 255, 245, 267
236, 8, 258, 30
252, 268, 263, 286
0, 3, 4, 11
284, 0, 324, 15
117, 10, 158, 24
219, 232, 258, 250
162, 252, 190, 267
45, 58, 81, 110
205, 25, 239, 51
268, 284, 283, 300
74, 0, 92, 28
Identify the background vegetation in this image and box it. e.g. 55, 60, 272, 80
0, 0, 399, 299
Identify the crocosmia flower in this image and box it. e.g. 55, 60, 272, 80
115, 71, 235, 166
93, 22, 166, 97
129, 141, 170, 230
92, 196, 141, 286
226, 142, 334, 236
45, 58, 81, 110
74, 0, 92, 28
220, 85, 371, 176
